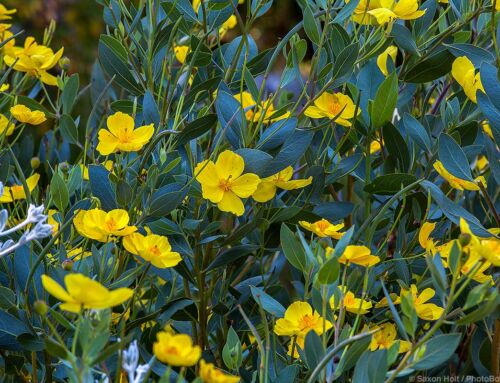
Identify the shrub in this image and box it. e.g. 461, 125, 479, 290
0, 0, 499, 382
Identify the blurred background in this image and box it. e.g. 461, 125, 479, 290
6, 0, 305, 82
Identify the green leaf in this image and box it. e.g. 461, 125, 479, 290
317, 256, 340, 285
50, 172, 69, 211
403, 113, 431, 151
303, 6, 320, 45
61, 74, 79, 114
382, 123, 410, 171
304, 331, 325, 370
0, 311, 30, 350
391, 24, 418, 55
0, 287, 16, 309
352, 349, 387, 383
262, 130, 313, 177
445, 43, 494, 67
364, 174, 417, 195
332, 43, 359, 82
215, 89, 246, 149
370, 72, 398, 128
175, 114, 218, 148
149, 183, 187, 217
403, 49, 454, 83
413, 334, 461, 370
59, 114, 79, 145
89, 165, 117, 211
222, 327, 242, 370
206, 245, 259, 271
463, 282, 492, 311
280, 223, 308, 273
250, 286, 286, 317
438, 133, 473, 181
98, 35, 143, 95
334, 335, 371, 378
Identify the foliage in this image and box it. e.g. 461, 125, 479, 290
0, 0, 499, 382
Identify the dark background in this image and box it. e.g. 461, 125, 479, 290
7, 0, 305, 81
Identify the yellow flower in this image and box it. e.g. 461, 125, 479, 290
418, 222, 438, 253
370, 139, 383, 154
97, 112, 154, 155
0, 4, 16, 21
451, 56, 484, 103
433, 161, 481, 191
48, 209, 60, 234
41, 273, 133, 313
174, 45, 190, 64
123, 232, 182, 268
0, 113, 15, 136
303, 92, 359, 126
80, 160, 114, 181
482, 122, 493, 139
375, 293, 401, 308
403, 285, 444, 321
194, 150, 260, 216
460, 218, 499, 267
219, 15, 238, 37
193, 0, 244, 12
235, 91, 290, 124
252, 166, 312, 202
422, 221, 493, 284
330, 287, 373, 314
377, 45, 398, 76
199, 360, 240, 383
274, 301, 333, 337
299, 219, 345, 239
10, 104, 47, 125
4, 37, 64, 86
0, 29, 15, 55
73, 208, 137, 242
66, 247, 92, 261
153, 331, 201, 366
287, 335, 305, 359
0, 83, 9, 92
476, 156, 488, 172
369, 323, 411, 353
337, 245, 380, 267
0, 173, 40, 202
348, 0, 425, 25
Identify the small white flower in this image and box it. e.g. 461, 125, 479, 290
26, 204, 47, 224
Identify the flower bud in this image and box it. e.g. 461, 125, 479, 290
459, 233, 471, 247
33, 300, 48, 316
31, 157, 40, 169
62, 258, 74, 271
59, 56, 70, 71
59, 162, 69, 173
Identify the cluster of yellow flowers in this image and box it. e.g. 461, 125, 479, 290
153, 329, 240, 382
194, 150, 312, 216
419, 218, 500, 283
0, 4, 63, 86
0, 5, 51, 137
73, 208, 182, 268
274, 281, 445, 359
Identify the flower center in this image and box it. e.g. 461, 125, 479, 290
117, 129, 133, 144
165, 346, 180, 355
148, 245, 161, 257
219, 177, 233, 192
298, 314, 318, 331
105, 218, 118, 232
316, 220, 329, 232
